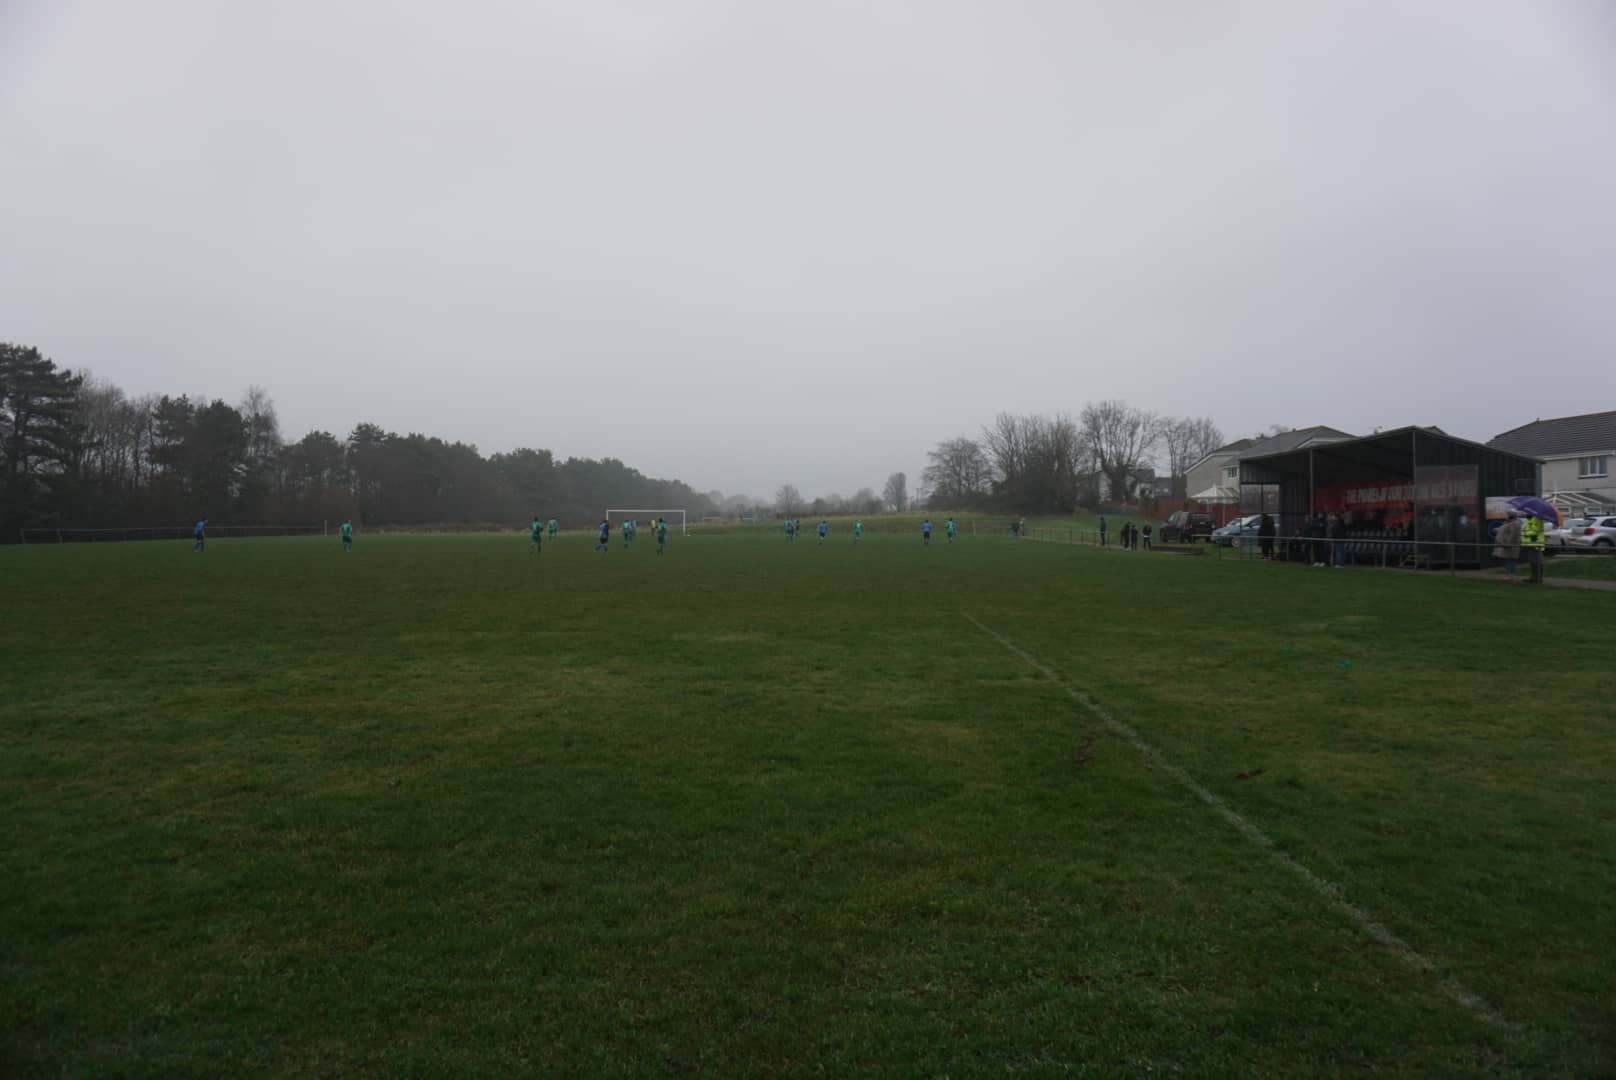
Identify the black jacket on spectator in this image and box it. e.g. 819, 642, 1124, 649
1310, 516, 1328, 562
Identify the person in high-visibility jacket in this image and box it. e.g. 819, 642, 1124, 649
1521, 510, 1546, 585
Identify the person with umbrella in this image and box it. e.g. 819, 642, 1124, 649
1522, 509, 1546, 584
1493, 510, 1523, 581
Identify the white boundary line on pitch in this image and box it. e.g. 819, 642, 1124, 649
962, 611, 1511, 1029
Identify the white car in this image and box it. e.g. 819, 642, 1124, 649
1547, 518, 1592, 550
1566, 516, 1616, 550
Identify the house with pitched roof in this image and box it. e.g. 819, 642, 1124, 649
1488, 410, 1616, 513
1184, 427, 1354, 510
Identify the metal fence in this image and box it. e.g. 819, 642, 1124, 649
1015, 526, 1616, 576
20, 524, 325, 543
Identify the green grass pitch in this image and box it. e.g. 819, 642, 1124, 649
2, 528, 1612, 1075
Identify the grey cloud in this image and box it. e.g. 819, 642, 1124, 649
4, 1, 1613, 497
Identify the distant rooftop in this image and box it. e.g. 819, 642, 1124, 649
1488, 411, 1616, 458
1240, 425, 1355, 458
1200, 426, 1354, 463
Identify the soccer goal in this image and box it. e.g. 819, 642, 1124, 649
604, 509, 687, 535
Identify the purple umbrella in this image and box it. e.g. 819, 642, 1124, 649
1505, 496, 1561, 527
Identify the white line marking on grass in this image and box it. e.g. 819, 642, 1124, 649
962, 611, 1511, 1029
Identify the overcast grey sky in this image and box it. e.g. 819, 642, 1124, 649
4, 2, 1614, 499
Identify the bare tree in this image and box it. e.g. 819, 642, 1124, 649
979, 413, 1088, 512
850, 487, 882, 515
774, 483, 801, 517
238, 385, 281, 466
1159, 418, 1198, 500
979, 412, 1029, 506
882, 471, 908, 512
75, 375, 133, 488
1187, 416, 1225, 465
812, 493, 850, 515
923, 436, 993, 508
1026, 413, 1083, 513
1080, 399, 1160, 504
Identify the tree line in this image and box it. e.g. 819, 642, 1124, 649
921, 402, 1225, 513
4, 342, 1230, 537
0, 343, 737, 538
769, 472, 911, 519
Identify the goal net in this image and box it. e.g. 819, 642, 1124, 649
604, 509, 687, 535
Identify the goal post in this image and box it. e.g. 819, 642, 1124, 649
604, 509, 687, 535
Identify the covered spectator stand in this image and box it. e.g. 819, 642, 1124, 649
1238, 427, 1541, 567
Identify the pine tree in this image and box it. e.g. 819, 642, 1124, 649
0, 344, 85, 536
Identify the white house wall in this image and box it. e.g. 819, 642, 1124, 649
1543, 455, 1616, 504
1185, 453, 1236, 501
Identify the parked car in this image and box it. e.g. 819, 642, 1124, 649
1567, 516, 1616, 550
1160, 511, 1215, 543
1211, 514, 1264, 547
1547, 518, 1591, 551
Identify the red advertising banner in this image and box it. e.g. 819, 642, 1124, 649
1313, 466, 1478, 525
1412, 465, 1479, 507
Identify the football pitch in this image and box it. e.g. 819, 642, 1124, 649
2, 529, 1611, 1075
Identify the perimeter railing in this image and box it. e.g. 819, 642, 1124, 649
1014, 526, 1616, 575
19, 524, 325, 543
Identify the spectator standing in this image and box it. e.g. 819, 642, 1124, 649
1522, 511, 1546, 585
1310, 513, 1328, 567
1289, 514, 1310, 563
1258, 514, 1276, 560
1328, 512, 1347, 568
1098, 514, 1108, 546
1141, 522, 1153, 550
1493, 511, 1523, 580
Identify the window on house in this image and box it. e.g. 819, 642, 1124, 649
1579, 455, 1609, 478
1222, 466, 1238, 482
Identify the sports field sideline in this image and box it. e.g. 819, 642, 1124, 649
2, 529, 1611, 1075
